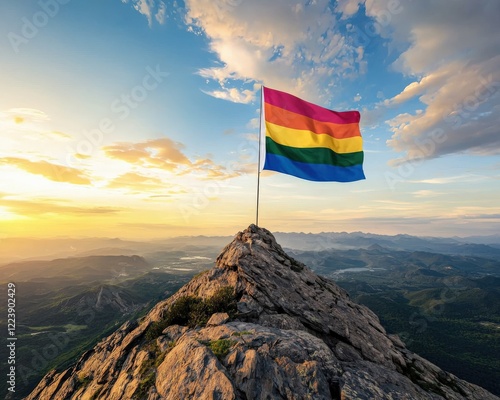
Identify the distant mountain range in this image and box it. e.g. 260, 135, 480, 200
1, 229, 498, 397
25, 225, 499, 400
0, 236, 229, 265
275, 231, 500, 257
0, 255, 150, 285
2, 231, 500, 267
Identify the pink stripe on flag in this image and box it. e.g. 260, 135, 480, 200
263, 87, 360, 125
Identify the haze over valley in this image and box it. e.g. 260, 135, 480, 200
1, 230, 499, 397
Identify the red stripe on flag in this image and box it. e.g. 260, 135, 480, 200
263, 87, 360, 125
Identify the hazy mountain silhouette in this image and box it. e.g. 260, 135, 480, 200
26, 225, 498, 400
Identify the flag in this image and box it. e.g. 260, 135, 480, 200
259, 86, 365, 182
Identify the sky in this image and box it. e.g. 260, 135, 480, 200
0, 0, 499, 239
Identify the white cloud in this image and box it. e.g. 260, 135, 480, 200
359, 0, 500, 161
202, 87, 256, 104
136, 0, 154, 27
383, 70, 450, 107
123, 0, 166, 27
3, 108, 50, 123
335, 0, 364, 19
102, 137, 245, 180
412, 190, 443, 198
411, 174, 487, 185
184, 0, 367, 104
155, 1, 166, 24
0, 108, 72, 142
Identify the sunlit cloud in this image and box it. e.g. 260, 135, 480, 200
0, 206, 24, 221
47, 131, 72, 140
103, 138, 244, 180
0, 109, 72, 146
184, 158, 242, 180
184, 0, 366, 103
412, 190, 443, 198
1, 108, 48, 135
2, 1, 499, 239
371, 199, 418, 212
122, 0, 167, 27
383, 71, 450, 108
104, 138, 190, 169
460, 214, 500, 220
354, 0, 500, 162
155, 1, 167, 24
5, 108, 50, 123
74, 153, 91, 160
411, 174, 487, 185
335, 0, 364, 18
0, 157, 92, 185
443, 206, 500, 220
374, 200, 413, 205
201, 87, 257, 104
0, 195, 120, 217
107, 171, 184, 194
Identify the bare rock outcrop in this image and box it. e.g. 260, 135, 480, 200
26, 225, 499, 400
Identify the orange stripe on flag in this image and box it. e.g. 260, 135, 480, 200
265, 102, 361, 139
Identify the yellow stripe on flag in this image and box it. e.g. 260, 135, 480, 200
265, 121, 363, 154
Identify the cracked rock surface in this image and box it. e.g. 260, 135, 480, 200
26, 225, 499, 400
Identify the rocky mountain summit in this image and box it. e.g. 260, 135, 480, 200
26, 225, 499, 400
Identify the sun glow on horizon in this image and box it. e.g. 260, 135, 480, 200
1, 1, 499, 239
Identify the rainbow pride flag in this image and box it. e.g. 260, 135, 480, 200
260, 86, 365, 182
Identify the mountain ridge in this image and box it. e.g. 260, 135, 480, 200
25, 225, 499, 400
2, 231, 499, 266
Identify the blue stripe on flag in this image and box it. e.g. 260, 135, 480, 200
264, 153, 365, 182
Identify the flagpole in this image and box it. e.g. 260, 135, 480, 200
256, 86, 263, 227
